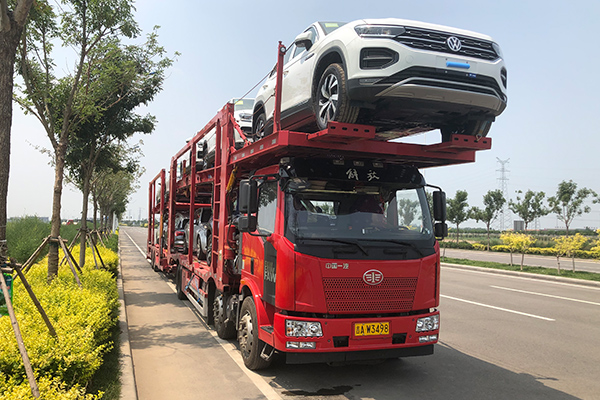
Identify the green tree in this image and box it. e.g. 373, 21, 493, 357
15, 0, 140, 281
548, 180, 598, 236
509, 190, 549, 231
0, 0, 34, 265
93, 167, 141, 231
65, 33, 173, 267
471, 190, 505, 250
447, 190, 470, 243
398, 198, 419, 226
554, 233, 587, 273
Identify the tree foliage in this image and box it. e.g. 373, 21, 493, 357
500, 232, 534, 270
509, 190, 549, 231
446, 190, 469, 243
471, 190, 505, 250
548, 180, 598, 236
14, 0, 172, 280
554, 233, 587, 273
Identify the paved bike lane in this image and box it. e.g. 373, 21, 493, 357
119, 227, 269, 400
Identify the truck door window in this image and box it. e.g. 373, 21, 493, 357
257, 181, 278, 234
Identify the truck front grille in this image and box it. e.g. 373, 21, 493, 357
396, 27, 499, 61
323, 277, 417, 313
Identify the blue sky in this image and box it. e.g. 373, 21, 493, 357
8, 0, 600, 229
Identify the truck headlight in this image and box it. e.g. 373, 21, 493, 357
286, 320, 323, 337
416, 315, 439, 332
354, 25, 406, 38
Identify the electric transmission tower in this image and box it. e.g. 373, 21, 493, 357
496, 158, 511, 230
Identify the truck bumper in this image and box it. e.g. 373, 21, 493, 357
272, 310, 439, 365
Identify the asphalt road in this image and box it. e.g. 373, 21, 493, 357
442, 247, 600, 274
121, 226, 600, 399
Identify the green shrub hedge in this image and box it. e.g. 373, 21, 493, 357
0, 245, 118, 399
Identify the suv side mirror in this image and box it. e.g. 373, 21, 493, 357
432, 191, 446, 222
294, 31, 313, 51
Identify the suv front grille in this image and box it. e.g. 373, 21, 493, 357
323, 277, 417, 314
395, 27, 500, 61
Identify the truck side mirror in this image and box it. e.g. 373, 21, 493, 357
434, 222, 448, 239
238, 216, 257, 233
239, 179, 258, 214
432, 191, 446, 222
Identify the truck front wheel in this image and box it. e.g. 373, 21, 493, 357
238, 297, 272, 370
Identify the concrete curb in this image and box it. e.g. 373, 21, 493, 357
442, 262, 600, 288
118, 243, 138, 400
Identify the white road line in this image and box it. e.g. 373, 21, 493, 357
490, 285, 600, 307
442, 265, 600, 291
122, 230, 283, 400
441, 294, 555, 321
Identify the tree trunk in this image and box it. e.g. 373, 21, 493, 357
509, 251, 513, 266
556, 256, 561, 275
0, 11, 23, 266
78, 175, 91, 268
486, 224, 491, 251
456, 223, 460, 244
47, 138, 68, 281
520, 253, 525, 271
572, 256, 575, 272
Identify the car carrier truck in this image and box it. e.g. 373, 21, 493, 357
147, 43, 492, 370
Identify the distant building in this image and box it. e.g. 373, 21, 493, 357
514, 220, 525, 231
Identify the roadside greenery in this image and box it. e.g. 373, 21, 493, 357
0, 243, 119, 399
441, 256, 600, 282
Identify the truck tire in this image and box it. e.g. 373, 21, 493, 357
238, 297, 272, 370
313, 63, 358, 131
175, 264, 186, 300
213, 292, 236, 339
206, 232, 212, 266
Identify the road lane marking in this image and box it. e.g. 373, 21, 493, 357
124, 231, 148, 258
122, 229, 283, 400
441, 295, 555, 321
442, 265, 600, 291
490, 285, 600, 307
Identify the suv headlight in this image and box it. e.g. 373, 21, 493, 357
416, 315, 439, 332
355, 25, 406, 38
286, 320, 323, 337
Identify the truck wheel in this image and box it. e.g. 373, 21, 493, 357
238, 297, 272, 370
213, 292, 236, 339
150, 250, 159, 271
314, 63, 358, 131
206, 232, 212, 266
175, 264, 186, 300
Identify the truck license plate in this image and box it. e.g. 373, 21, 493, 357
354, 322, 390, 337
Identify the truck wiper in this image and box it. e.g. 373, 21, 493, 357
298, 237, 368, 256
359, 239, 424, 257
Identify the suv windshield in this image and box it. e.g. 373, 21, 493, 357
285, 184, 433, 243
318, 22, 346, 35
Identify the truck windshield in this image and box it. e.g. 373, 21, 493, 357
285, 185, 433, 243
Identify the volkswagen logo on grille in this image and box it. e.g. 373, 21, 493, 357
447, 36, 462, 52
363, 269, 384, 285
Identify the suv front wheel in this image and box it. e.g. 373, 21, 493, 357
313, 63, 358, 131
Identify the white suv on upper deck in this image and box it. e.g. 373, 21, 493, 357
252, 19, 507, 141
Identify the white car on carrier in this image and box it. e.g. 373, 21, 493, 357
252, 19, 507, 141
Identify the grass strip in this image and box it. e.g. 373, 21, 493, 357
441, 257, 600, 282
